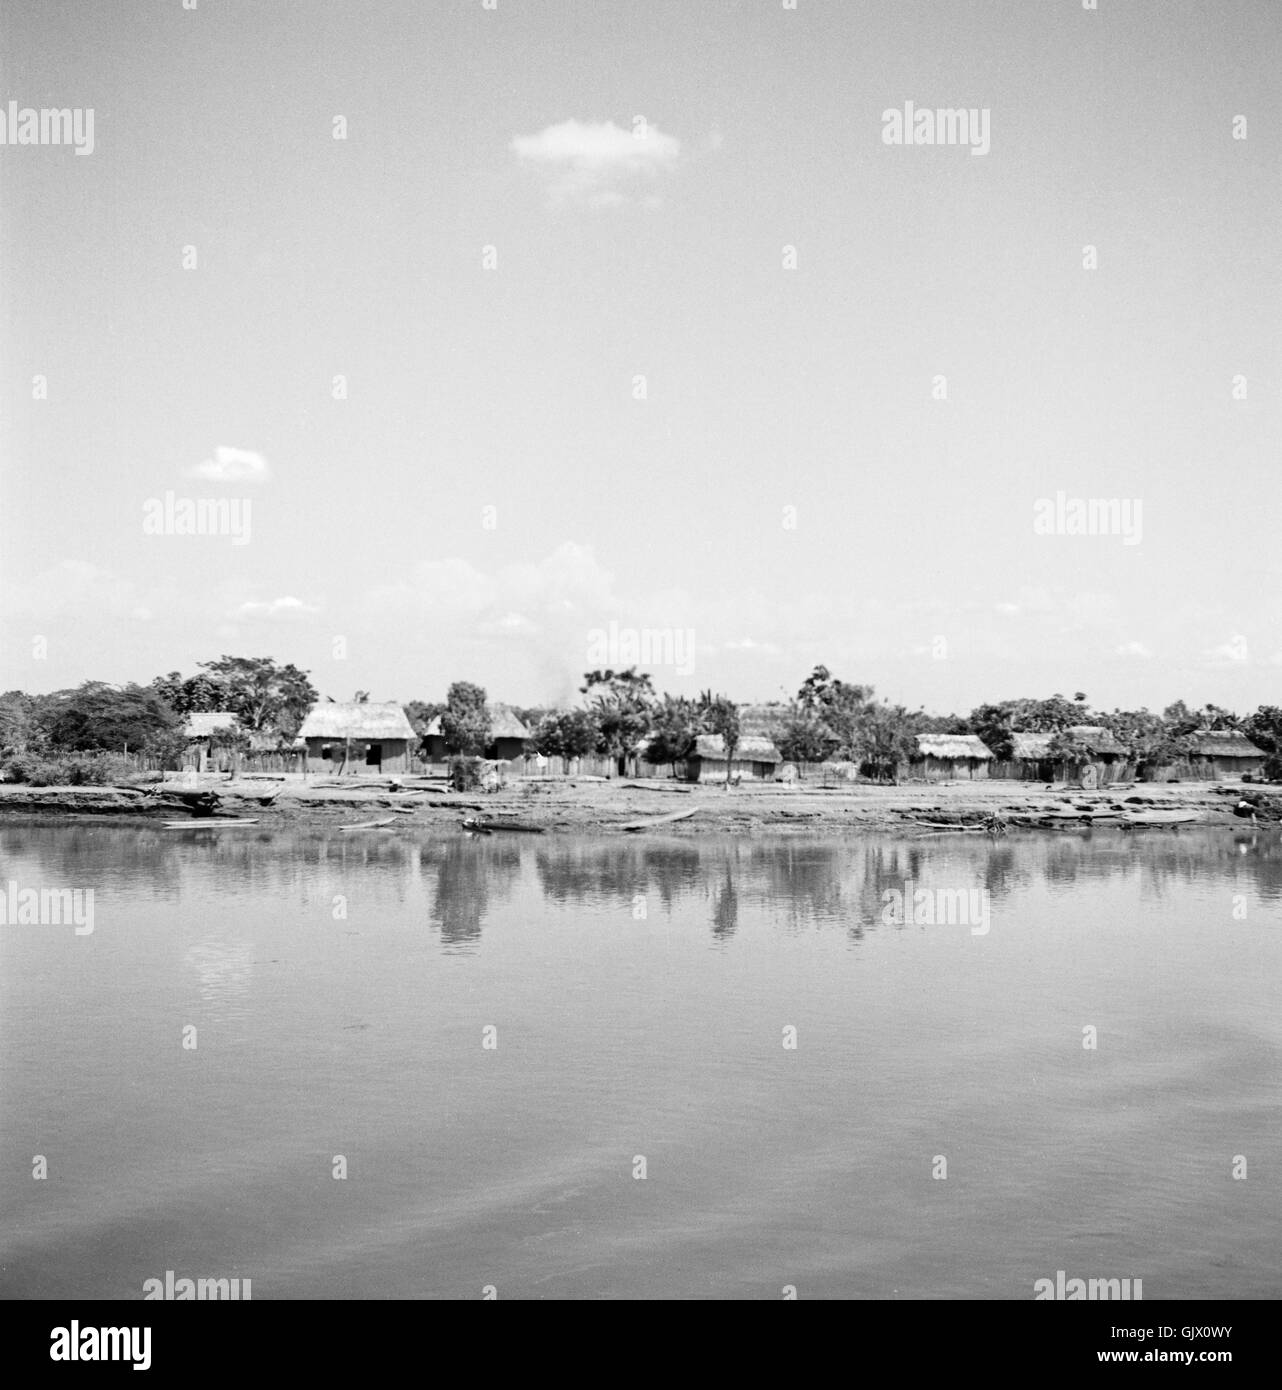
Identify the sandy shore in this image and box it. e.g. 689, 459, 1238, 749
1, 775, 1276, 835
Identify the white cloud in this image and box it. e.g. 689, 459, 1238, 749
232, 595, 319, 620
189, 446, 270, 483
1203, 637, 1250, 664
511, 119, 682, 205
1116, 641, 1152, 658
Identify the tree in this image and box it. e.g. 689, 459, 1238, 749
698, 692, 741, 787
197, 656, 317, 736
1162, 700, 1198, 736
645, 695, 699, 769
1012, 694, 1088, 731
1096, 708, 1195, 774
532, 709, 599, 771
404, 700, 445, 740
1242, 706, 1282, 756
41, 682, 180, 753
0, 691, 39, 753
968, 694, 1087, 761
580, 668, 656, 774
795, 665, 872, 756
338, 737, 369, 775
1196, 703, 1240, 731
774, 704, 837, 763
853, 702, 918, 783
967, 702, 1017, 760
149, 670, 228, 716
440, 682, 491, 756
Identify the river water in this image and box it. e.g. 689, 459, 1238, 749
1, 824, 1278, 1300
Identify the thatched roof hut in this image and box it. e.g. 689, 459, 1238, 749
488, 704, 532, 741
692, 734, 782, 762
1188, 730, 1266, 759
180, 711, 244, 772
686, 733, 782, 781
297, 702, 417, 774
910, 732, 993, 780
183, 711, 240, 739
297, 702, 417, 742
422, 704, 530, 740
914, 733, 993, 761
420, 703, 532, 762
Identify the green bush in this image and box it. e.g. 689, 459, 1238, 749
449, 755, 484, 792
1, 750, 136, 786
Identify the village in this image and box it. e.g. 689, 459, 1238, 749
1, 659, 1279, 834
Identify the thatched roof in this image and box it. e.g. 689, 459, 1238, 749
692, 734, 782, 762
915, 733, 993, 760
488, 704, 532, 739
1191, 729, 1266, 758
184, 712, 240, 739
737, 703, 787, 738
297, 702, 416, 741
422, 704, 530, 740
1011, 726, 1125, 758
1068, 725, 1126, 754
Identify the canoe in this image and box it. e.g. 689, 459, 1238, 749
619, 807, 701, 832
162, 819, 259, 829
337, 817, 397, 831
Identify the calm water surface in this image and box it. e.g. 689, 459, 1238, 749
1, 824, 1279, 1299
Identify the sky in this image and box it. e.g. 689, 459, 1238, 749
2, 0, 1279, 714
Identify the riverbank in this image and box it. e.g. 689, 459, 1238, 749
1, 776, 1277, 834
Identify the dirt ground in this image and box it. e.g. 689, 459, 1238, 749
1, 773, 1275, 835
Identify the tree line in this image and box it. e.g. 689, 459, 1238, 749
3, 656, 1281, 784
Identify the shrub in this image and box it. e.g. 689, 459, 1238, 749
449, 755, 484, 792
0, 750, 136, 786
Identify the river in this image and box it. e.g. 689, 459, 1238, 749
1, 824, 1278, 1299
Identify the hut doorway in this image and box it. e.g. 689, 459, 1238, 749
365, 743, 382, 769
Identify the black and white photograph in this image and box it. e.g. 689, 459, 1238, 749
0, 0, 1277, 1350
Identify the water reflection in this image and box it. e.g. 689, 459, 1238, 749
1, 826, 1280, 955
422, 837, 521, 954
2, 821, 1280, 1302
